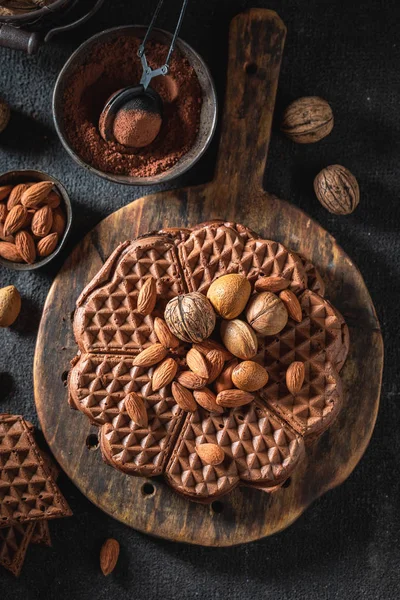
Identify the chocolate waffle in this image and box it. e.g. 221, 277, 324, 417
69, 221, 349, 503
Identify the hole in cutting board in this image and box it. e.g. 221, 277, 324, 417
245, 62, 258, 75
86, 434, 99, 450
211, 501, 224, 514
142, 482, 155, 497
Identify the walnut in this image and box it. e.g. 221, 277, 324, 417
314, 165, 360, 215
281, 97, 333, 143
164, 292, 216, 343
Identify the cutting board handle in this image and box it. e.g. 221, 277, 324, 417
211, 9, 286, 198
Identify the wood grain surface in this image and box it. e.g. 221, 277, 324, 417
34, 9, 383, 546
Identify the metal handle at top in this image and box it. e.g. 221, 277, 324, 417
138, 0, 189, 89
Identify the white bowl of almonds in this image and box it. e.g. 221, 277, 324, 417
0, 169, 71, 270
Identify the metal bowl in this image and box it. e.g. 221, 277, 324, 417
0, 169, 72, 271
53, 25, 217, 186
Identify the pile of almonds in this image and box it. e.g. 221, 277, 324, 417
125, 273, 306, 458
0, 180, 66, 265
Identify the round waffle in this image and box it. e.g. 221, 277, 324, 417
68, 221, 349, 503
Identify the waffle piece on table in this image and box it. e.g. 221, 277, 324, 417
165, 402, 304, 501
177, 222, 307, 295
0, 415, 72, 529
74, 236, 187, 355
69, 353, 185, 476
0, 521, 35, 577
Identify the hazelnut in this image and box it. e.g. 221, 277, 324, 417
164, 292, 216, 343
220, 319, 258, 360
207, 274, 251, 319
246, 292, 288, 336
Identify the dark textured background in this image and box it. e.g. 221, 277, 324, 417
0, 0, 399, 598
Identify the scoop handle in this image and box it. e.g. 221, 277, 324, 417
212, 9, 286, 196
0, 24, 41, 54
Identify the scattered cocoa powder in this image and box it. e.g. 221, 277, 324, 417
62, 35, 203, 178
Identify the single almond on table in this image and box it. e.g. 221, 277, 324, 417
51, 207, 66, 237
196, 443, 225, 466
15, 230, 36, 264
45, 190, 61, 209
232, 360, 269, 392
0, 185, 12, 202
0, 285, 21, 327
152, 357, 177, 391
216, 389, 254, 408
279, 289, 302, 323
21, 180, 53, 208
125, 392, 148, 427
3, 204, 27, 236
136, 276, 157, 315
206, 349, 225, 383
0, 241, 23, 262
193, 387, 223, 413
194, 339, 233, 362
100, 538, 120, 576
37, 232, 58, 257
255, 275, 291, 293
175, 370, 207, 390
154, 316, 179, 349
286, 361, 305, 394
0, 203, 8, 222
7, 183, 29, 210
186, 347, 210, 379
132, 343, 167, 367
31, 205, 53, 237
214, 358, 239, 393
171, 381, 197, 412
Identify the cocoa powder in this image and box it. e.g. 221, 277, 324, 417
62, 35, 203, 178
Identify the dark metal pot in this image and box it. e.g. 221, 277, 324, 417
0, 0, 105, 54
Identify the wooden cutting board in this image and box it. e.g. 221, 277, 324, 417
34, 9, 383, 546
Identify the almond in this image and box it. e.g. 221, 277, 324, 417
136, 276, 157, 315
0, 203, 8, 222
196, 443, 225, 466
175, 370, 207, 390
154, 317, 180, 349
206, 349, 225, 383
51, 207, 66, 237
7, 183, 29, 210
4, 205, 27, 236
286, 361, 305, 394
31, 205, 52, 237
279, 289, 302, 322
0, 285, 21, 327
37, 232, 58, 257
0, 241, 23, 262
171, 381, 197, 412
152, 357, 177, 391
125, 392, 148, 427
15, 230, 36, 264
100, 538, 120, 576
186, 347, 210, 379
45, 190, 61, 209
133, 343, 167, 367
232, 360, 269, 392
194, 339, 233, 362
193, 387, 223, 413
0, 185, 12, 202
216, 389, 254, 408
0, 222, 14, 243
214, 358, 239, 393
255, 275, 290, 293
220, 319, 258, 360
21, 181, 53, 208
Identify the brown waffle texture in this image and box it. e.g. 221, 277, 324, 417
69, 221, 349, 503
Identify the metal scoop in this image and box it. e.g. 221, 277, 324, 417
99, 0, 189, 148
